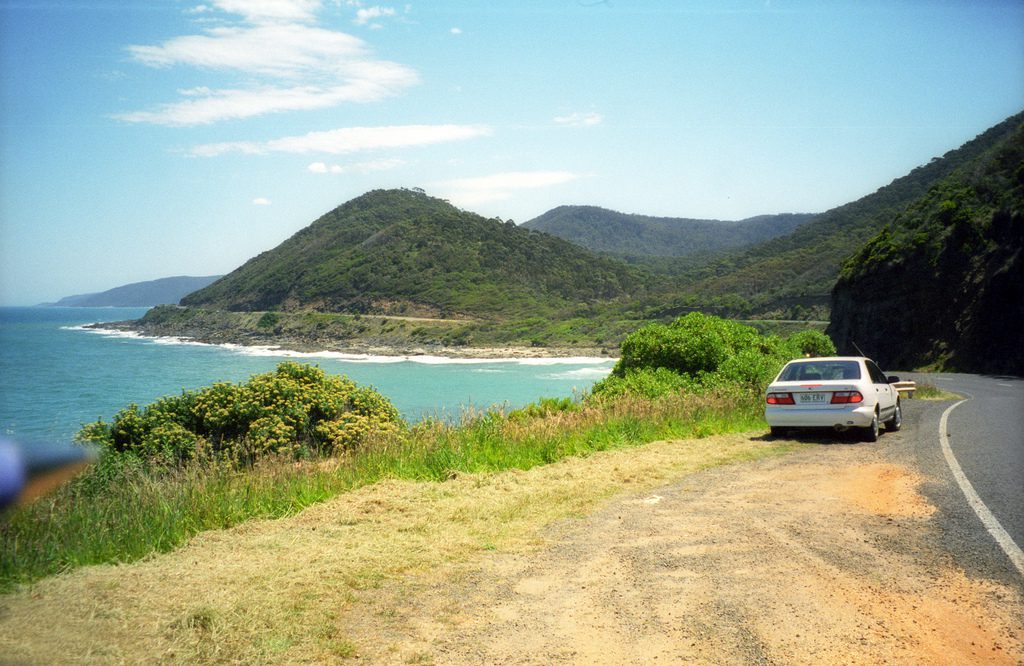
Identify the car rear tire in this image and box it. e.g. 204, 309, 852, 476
884, 401, 902, 432
860, 412, 880, 442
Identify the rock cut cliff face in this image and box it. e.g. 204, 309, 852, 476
828, 115, 1024, 375
828, 212, 1023, 373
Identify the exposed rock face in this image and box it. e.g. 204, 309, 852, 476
829, 212, 1023, 373
828, 115, 1024, 375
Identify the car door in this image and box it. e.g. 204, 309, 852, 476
866, 360, 896, 418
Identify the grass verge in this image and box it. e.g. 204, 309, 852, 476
2, 390, 768, 592
913, 382, 963, 401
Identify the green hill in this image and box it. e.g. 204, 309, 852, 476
522, 206, 815, 260
827, 115, 1024, 374
653, 111, 1024, 320
182, 189, 647, 319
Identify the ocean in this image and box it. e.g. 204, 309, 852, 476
0, 307, 614, 444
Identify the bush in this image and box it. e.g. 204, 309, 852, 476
713, 348, 784, 390
591, 367, 696, 400
78, 362, 404, 468
613, 313, 763, 378
784, 329, 836, 358
507, 396, 579, 421
595, 313, 836, 398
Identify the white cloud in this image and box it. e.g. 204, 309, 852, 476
437, 170, 580, 206
354, 6, 396, 26
253, 197, 272, 205
126, 25, 365, 78
211, 0, 322, 24
115, 6, 417, 126
192, 124, 491, 157
450, 27, 462, 35
553, 111, 604, 127
118, 76, 415, 126
308, 157, 406, 174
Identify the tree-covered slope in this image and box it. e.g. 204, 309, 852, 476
827, 115, 1024, 374
522, 206, 815, 259
660, 111, 1024, 319
182, 189, 647, 318
47, 275, 222, 307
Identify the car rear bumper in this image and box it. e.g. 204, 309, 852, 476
765, 404, 876, 429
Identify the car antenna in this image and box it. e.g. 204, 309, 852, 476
851, 341, 868, 357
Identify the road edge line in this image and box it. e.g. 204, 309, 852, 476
939, 399, 1024, 579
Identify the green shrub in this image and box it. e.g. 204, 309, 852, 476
507, 396, 579, 421
591, 367, 696, 399
256, 311, 280, 329
596, 313, 836, 398
613, 313, 763, 378
784, 329, 836, 358
77, 362, 403, 468
713, 348, 784, 390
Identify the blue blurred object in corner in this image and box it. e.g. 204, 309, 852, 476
0, 437, 98, 510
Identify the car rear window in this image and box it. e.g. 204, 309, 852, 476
778, 361, 861, 381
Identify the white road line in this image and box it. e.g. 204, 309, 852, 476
940, 399, 1024, 578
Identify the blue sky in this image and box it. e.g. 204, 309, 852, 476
1, 0, 1022, 305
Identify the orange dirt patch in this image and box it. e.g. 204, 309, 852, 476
835, 462, 937, 517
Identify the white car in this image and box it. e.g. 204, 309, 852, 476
765, 356, 902, 442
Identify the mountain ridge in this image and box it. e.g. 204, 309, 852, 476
43, 275, 222, 307
522, 206, 816, 259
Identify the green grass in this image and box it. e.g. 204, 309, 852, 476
0, 390, 765, 591
913, 382, 963, 401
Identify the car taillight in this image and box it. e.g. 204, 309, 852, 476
831, 391, 864, 404
766, 392, 795, 405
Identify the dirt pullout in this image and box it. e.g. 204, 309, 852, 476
348, 450, 1023, 664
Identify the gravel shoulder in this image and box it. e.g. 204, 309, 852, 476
356, 441, 1022, 665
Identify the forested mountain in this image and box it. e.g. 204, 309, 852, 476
182, 189, 647, 318
46, 275, 221, 307
523, 206, 815, 259
828, 115, 1023, 374
655, 111, 1024, 320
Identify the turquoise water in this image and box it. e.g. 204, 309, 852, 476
0, 307, 614, 443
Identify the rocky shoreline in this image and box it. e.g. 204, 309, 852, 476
89, 318, 617, 361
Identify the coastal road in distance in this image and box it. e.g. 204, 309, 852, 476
901, 372, 1024, 586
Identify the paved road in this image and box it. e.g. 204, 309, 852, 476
897, 372, 1024, 586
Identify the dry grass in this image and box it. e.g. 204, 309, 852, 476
0, 432, 798, 664
913, 382, 962, 401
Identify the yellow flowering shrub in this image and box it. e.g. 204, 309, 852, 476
78, 362, 404, 467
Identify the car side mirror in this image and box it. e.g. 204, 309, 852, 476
887, 375, 900, 384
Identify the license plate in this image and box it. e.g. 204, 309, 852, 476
797, 392, 828, 404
